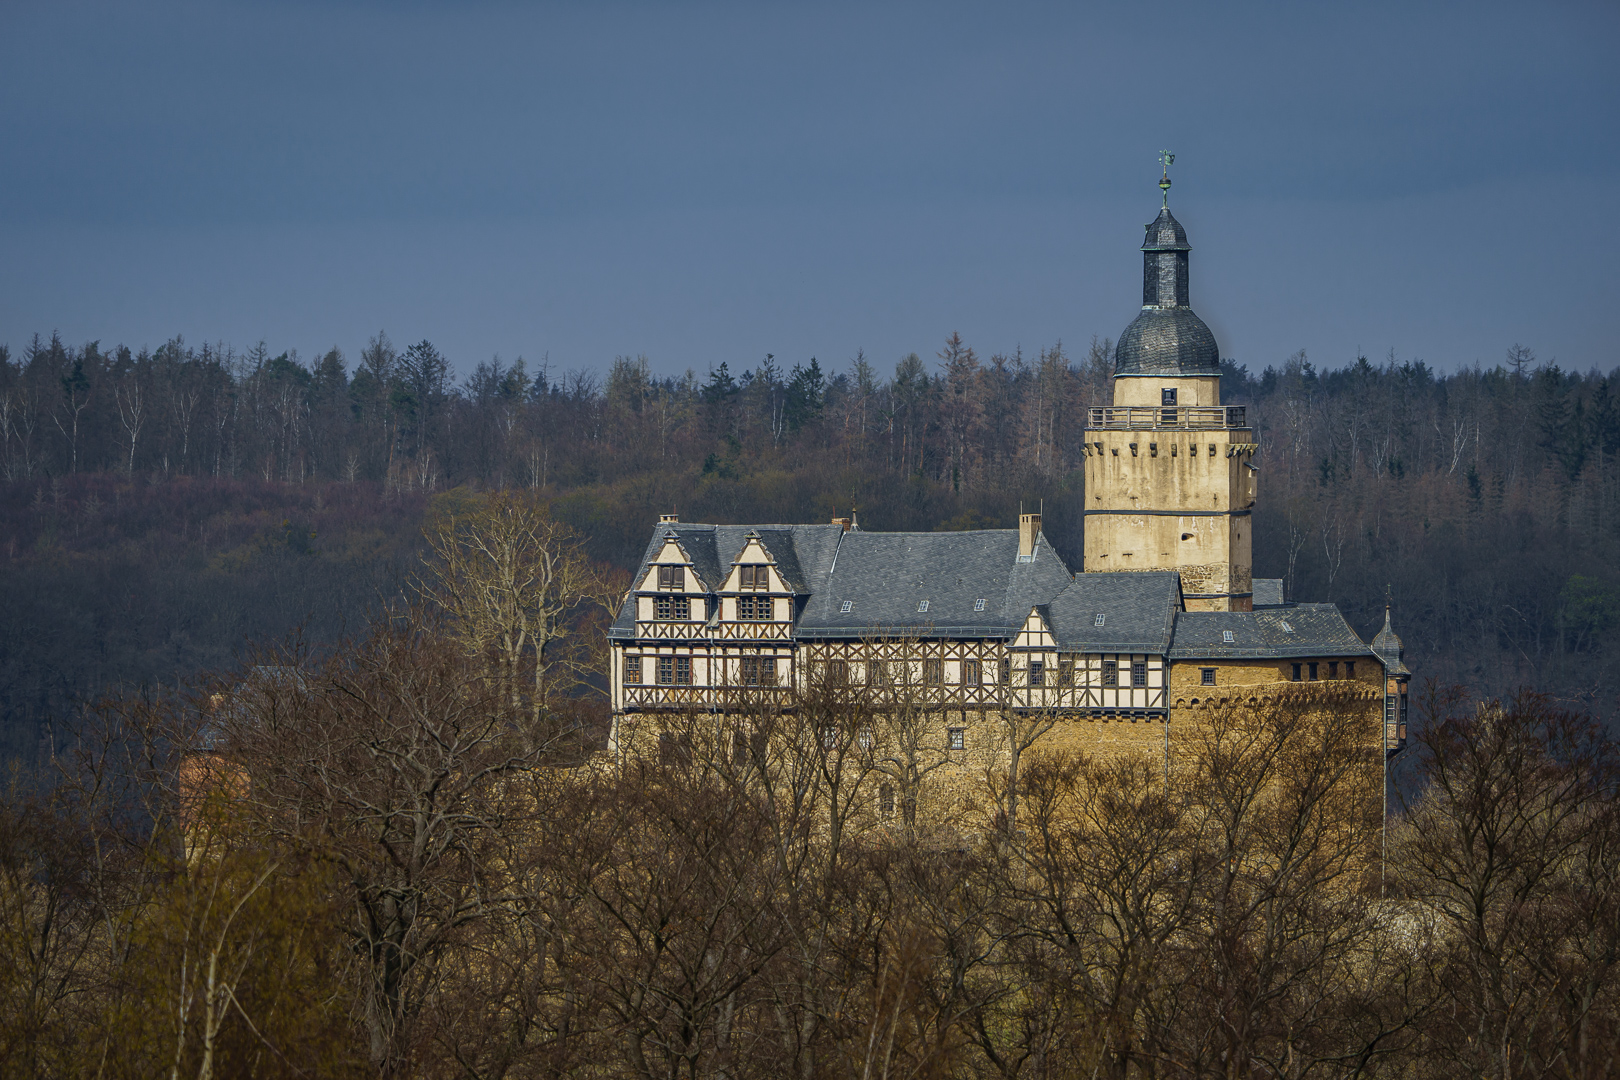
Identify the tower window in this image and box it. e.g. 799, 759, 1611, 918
1161, 388, 1178, 406
1201, 668, 1216, 686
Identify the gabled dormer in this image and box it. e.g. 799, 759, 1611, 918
719, 531, 790, 632
635, 531, 710, 629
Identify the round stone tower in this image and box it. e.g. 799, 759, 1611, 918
1082, 176, 1258, 611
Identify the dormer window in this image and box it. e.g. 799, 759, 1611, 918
737, 596, 772, 621
739, 565, 768, 591
654, 595, 690, 621
657, 565, 685, 591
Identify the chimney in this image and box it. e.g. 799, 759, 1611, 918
831, 516, 852, 532
1018, 513, 1041, 560
659, 513, 679, 524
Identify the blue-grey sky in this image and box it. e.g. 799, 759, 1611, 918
2, 0, 1616, 380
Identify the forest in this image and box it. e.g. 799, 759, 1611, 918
2, 329, 1617, 762
2, 328, 1620, 1078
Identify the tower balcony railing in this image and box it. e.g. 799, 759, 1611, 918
1087, 406, 1248, 430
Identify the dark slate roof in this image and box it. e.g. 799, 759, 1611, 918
1252, 578, 1285, 607
1168, 604, 1375, 660
797, 530, 1075, 639
1042, 571, 1181, 654
1370, 607, 1410, 675
1114, 305, 1221, 377
1142, 207, 1190, 252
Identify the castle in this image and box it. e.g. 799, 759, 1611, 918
606, 178, 1409, 812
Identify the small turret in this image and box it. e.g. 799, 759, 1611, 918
1372, 605, 1409, 754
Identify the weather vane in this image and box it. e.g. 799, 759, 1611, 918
1159, 150, 1175, 207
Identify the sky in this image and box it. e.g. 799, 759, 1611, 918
2, 0, 1617, 382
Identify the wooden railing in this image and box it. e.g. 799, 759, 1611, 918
1087, 406, 1247, 430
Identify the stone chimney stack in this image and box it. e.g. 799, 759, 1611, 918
1018, 513, 1041, 559
831, 516, 853, 532
659, 513, 679, 524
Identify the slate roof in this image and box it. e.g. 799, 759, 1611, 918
1041, 571, 1181, 654
1168, 604, 1375, 660
1115, 305, 1221, 377
1142, 206, 1191, 252
797, 529, 1074, 639
1252, 578, 1285, 607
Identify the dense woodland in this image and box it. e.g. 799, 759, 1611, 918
1, 330, 1619, 760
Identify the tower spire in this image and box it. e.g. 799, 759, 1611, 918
1158, 150, 1174, 207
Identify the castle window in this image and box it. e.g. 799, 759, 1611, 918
654, 595, 690, 620
1291, 663, 1302, 681
962, 659, 981, 685
825, 659, 849, 685
879, 783, 895, 816
737, 595, 772, 621
1028, 661, 1045, 687
924, 659, 944, 686
1346, 661, 1355, 678
1328, 661, 1339, 679
1102, 660, 1118, 687
741, 657, 776, 686
1095, 613, 1106, 627
1308, 662, 1318, 681
739, 564, 768, 590
974, 598, 987, 611
657, 565, 685, 591
625, 656, 642, 684
917, 600, 930, 613
1161, 388, 1178, 407
841, 600, 853, 613
1201, 668, 1216, 686
947, 728, 965, 751
1222, 630, 1235, 643
1131, 661, 1147, 687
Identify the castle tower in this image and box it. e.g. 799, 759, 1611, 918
1082, 166, 1258, 611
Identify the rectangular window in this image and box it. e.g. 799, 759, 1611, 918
1308, 662, 1318, 681
657, 656, 674, 685
867, 659, 888, 686
741, 657, 775, 686
657, 565, 685, 591
1028, 661, 1044, 687
737, 595, 772, 621
675, 656, 692, 685
1201, 668, 1216, 686
1102, 660, 1118, 687
1131, 661, 1147, 688
974, 598, 986, 611
1291, 662, 1302, 681
1328, 661, 1339, 679
825, 659, 849, 685
923, 659, 943, 686
1058, 660, 1073, 686
878, 783, 894, 816
840, 600, 853, 613
1094, 613, 1106, 627
1222, 630, 1235, 643
740, 564, 768, 590
961, 659, 981, 685
1161, 387, 1178, 406
1346, 661, 1355, 679
917, 600, 929, 613
625, 656, 642, 684
654, 595, 691, 620
947, 727, 965, 751
998, 659, 1011, 685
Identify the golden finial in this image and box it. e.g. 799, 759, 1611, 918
1158, 150, 1175, 208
